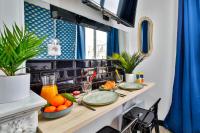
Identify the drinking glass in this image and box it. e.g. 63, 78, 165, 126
115, 74, 123, 83
82, 81, 92, 94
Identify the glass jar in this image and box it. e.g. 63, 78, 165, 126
40, 74, 58, 102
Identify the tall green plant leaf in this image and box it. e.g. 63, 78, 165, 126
111, 51, 145, 74
0, 24, 46, 76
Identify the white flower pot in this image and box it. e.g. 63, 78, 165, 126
125, 73, 135, 83
0, 74, 30, 103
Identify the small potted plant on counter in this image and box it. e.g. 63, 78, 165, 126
111, 51, 144, 82
0, 24, 45, 103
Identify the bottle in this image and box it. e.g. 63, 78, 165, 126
135, 72, 144, 84
140, 72, 144, 84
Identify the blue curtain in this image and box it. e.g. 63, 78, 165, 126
164, 0, 200, 133
107, 28, 119, 56
77, 26, 85, 59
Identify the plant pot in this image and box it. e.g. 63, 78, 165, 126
0, 74, 30, 103
125, 73, 135, 83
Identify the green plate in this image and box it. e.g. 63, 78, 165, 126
118, 82, 143, 90
82, 91, 118, 106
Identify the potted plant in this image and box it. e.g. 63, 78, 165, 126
111, 51, 144, 82
0, 24, 45, 103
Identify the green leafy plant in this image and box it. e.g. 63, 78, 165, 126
111, 51, 145, 74
0, 24, 45, 76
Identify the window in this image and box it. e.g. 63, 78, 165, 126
85, 27, 107, 59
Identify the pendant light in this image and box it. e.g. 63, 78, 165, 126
48, 19, 61, 59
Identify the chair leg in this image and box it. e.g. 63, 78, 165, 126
154, 120, 160, 133
142, 128, 151, 133
131, 129, 137, 133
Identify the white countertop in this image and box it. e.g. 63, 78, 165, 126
0, 91, 46, 118
39, 82, 155, 133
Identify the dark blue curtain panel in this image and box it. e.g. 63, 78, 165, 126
164, 0, 200, 133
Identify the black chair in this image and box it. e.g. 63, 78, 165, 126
97, 116, 139, 133
123, 98, 161, 133
97, 98, 161, 133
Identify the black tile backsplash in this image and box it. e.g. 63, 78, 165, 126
108, 66, 115, 72
67, 70, 75, 77
90, 60, 98, 67
75, 69, 82, 77
27, 62, 53, 71
107, 60, 112, 66
76, 60, 90, 68
101, 60, 107, 67
56, 60, 73, 68
26, 59, 123, 94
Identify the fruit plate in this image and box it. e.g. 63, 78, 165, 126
82, 91, 118, 106
118, 82, 143, 90
41, 104, 73, 119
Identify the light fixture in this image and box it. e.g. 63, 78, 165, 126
48, 19, 61, 59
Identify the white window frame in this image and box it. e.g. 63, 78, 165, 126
85, 27, 107, 59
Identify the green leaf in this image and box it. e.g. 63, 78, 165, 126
110, 51, 145, 74
44, 103, 52, 108
0, 24, 46, 76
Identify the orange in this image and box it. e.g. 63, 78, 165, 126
50, 95, 65, 107
64, 100, 72, 107
64, 98, 67, 103
56, 105, 67, 112
44, 106, 56, 113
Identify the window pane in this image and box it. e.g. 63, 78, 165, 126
85, 27, 95, 59
96, 30, 107, 59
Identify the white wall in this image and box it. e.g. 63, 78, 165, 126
0, 0, 24, 29
0, 0, 25, 75
122, 0, 178, 120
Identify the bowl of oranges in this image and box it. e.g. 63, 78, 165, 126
41, 93, 76, 119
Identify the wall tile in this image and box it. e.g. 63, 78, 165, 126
24, 2, 76, 59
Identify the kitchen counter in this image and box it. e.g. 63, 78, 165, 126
38, 82, 155, 133
0, 91, 46, 119
0, 91, 46, 132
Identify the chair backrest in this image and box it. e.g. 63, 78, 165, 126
121, 117, 139, 133
149, 98, 161, 118
136, 98, 161, 131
